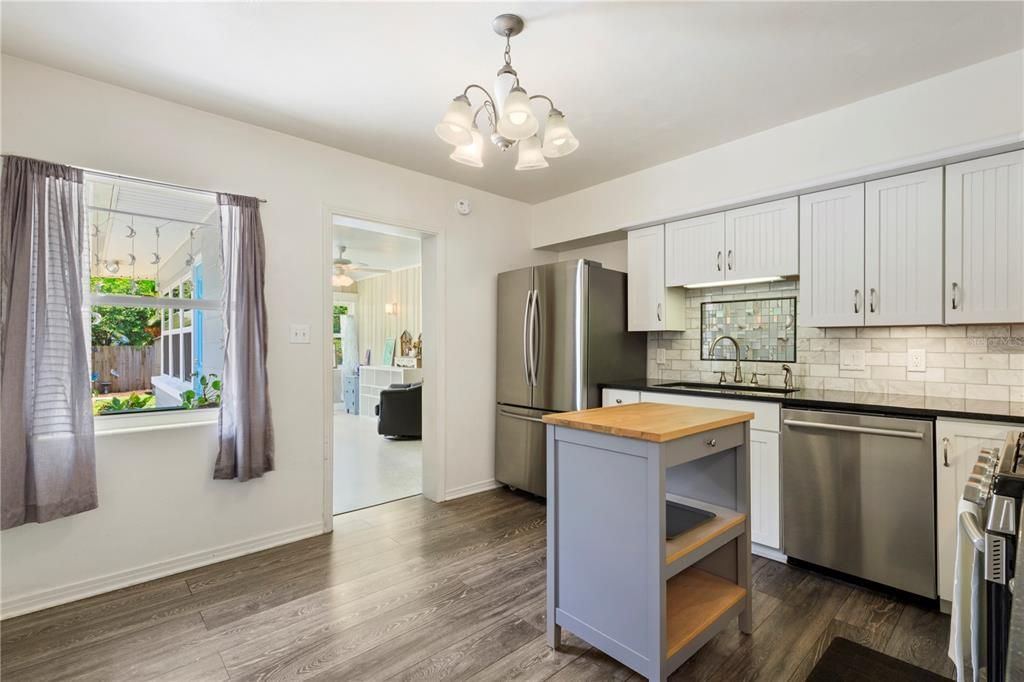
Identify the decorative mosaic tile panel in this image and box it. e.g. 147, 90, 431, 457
701, 297, 797, 363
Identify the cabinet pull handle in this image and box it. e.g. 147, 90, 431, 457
656, 302, 663, 322
727, 249, 734, 271
717, 251, 722, 272
952, 282, 959, 310
615, 398, 623, 404
942, 437, 950, 468
869, 288, 877, 313
853, 289, 860, 314
706, 438, 717, 447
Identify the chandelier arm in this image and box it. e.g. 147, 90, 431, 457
528, 94, 558, 113
462, 83, 499, 116
472, 102, 497, 133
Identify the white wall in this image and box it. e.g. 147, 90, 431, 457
0, 56, 552, 614
355, 266, 422, 365
557, 239, 628, 273
533, 51, 1024, 248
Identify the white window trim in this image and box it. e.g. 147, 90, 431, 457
94, 405, 218, 435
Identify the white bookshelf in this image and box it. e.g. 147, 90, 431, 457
359, 365, 422, 419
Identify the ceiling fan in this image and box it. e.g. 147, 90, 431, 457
333, 246, 388, 286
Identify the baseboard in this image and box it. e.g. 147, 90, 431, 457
1, 521, 325, 619
752, 543, 788, 563
445, 478, 502, 501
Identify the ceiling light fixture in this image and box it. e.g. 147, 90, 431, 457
435, 14, 578, 171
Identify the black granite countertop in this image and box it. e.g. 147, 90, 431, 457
602, 378, 1024, 424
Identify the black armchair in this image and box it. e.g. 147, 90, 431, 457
375, 381, 422, 439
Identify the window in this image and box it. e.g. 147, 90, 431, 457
332, 304, 349, 367
84, 174, 224, 416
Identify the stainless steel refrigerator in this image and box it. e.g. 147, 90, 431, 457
495, 259, 646, 497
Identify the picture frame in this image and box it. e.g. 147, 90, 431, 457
382, 337, 396, 366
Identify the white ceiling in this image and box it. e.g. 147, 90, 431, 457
4, 2, 1022, 204
332, 224, 421, 281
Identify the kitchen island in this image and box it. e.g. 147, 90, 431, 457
542, 402, 755, 681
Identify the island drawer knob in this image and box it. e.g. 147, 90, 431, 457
706, 438, 717, 447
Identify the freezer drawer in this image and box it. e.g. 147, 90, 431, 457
495, 405, 548, 497
782, 408, 936, 598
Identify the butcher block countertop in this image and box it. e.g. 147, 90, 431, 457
541, 402, 754, 443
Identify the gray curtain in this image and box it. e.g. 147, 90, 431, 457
1, 156, 97, 529
214, 193, 274, 480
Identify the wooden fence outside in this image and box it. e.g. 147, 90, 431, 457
92, 345, 160, 393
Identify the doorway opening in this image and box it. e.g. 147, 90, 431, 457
328, 215, 428, 515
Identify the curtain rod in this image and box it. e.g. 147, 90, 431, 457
1, 154, 268, 203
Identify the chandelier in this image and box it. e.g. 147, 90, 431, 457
434, 14, 579, 170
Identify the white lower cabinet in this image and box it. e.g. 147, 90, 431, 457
601, 388, 641, 406
935, 418, 1019, 603
748, 429, 781, 549
639, 391, 782, 551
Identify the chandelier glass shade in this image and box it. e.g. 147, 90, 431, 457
435, 14, 577, 171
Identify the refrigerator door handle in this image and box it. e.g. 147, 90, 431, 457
573, 260, 585, 410
522, 289, 534, 386
499, 409, 545, 424
530, 288, 540, 387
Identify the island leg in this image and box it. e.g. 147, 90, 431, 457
736, 423, 753, 635
546, 425, 562, 649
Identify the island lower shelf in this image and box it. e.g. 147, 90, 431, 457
666, 568, 747, 659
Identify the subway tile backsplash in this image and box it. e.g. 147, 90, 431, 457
646, 280, 1024, 402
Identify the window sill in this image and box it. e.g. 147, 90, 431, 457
94, 406, 218, 436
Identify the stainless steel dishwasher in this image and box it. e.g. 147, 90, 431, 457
782, 408, 936, 598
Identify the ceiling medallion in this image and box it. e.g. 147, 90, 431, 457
435, 13, 579, 171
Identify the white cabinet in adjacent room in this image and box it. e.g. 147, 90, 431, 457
665, 213, 725, 287
601, 388, 640, 406
799, 183, 866, 327
864, 168, 944, 326
945, 150, 1024, 324
724, 197, 799, 282
935, 418, 1018, 604
627, 224, 685, 331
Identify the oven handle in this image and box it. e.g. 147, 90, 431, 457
960, 510, 986, 552
783, 419, 925, 440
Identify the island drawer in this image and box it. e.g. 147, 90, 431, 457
664, 423, 745, 466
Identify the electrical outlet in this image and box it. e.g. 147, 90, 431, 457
656, 347, 667, 365
840, 349, 866, 371
908, 348, 926, 372
289, 324, 311, 344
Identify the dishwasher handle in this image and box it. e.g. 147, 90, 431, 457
783, 419, 925, 440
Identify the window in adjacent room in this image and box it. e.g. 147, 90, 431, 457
84, 173, 224, 415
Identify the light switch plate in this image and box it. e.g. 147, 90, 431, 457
908, 348, 926, 372
840, 349, 866, 371
656, 347, 667, 365
289, 324, 311, 344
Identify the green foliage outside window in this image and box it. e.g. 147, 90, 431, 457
91, 277, 158, 347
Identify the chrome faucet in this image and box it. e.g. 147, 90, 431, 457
709, 335, 743, 384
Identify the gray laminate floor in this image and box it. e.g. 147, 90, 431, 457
0, 488, 954, 681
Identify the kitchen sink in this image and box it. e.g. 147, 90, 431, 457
654, 381, 799, 395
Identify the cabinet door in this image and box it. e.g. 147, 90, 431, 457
799, 184, 866, 327
935, 419, 1016, 603
627, 225, 665, 331
665, 213, 725, 287
945, 150, 1024, 324
602, 388, 640, 406
724, 197, 799, 281
749, 429, 781, 549
864, 168, 944, 326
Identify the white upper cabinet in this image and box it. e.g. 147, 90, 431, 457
724, 197, 799, 281
945, 150, 1024, 324
627, 224, 685, 331
799, 184, 866, 327
665, 213, 725, 287
864, 168, 944, 326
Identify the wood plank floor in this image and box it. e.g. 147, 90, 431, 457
1, 489, 955, 681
